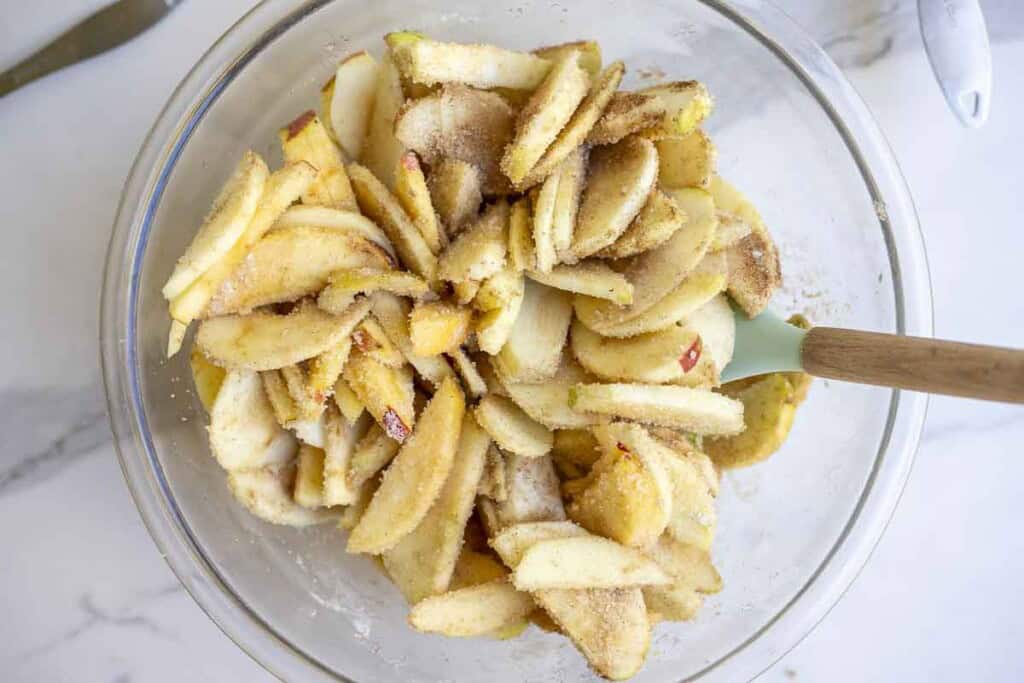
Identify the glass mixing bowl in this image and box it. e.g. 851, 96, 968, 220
101, 0, 932, 680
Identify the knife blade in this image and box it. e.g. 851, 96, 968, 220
0, 0, 184, 97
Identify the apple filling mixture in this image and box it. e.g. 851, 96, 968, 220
164, 34, 811, 681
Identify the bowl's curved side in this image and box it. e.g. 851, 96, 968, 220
101, 1, 347, 680
101, 1, 931, 681
694, 2, 932, 681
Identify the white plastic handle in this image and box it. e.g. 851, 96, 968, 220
918, 0, 992, 128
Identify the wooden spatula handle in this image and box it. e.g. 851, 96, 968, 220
802, 327, 1024, 403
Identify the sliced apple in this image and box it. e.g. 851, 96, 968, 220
489, 521, 588, 568
305, 338, 352, 405
395, 152, 444, 254
478, 445, 508, 502
571, 319, 717, 386
162, 151, 269, 300
332, 376, 365, 424
318, 268, 429, 314
209, 370, 297, 470
280, 363, 325, 422
514, 536, 669, 591
279, 111, 357, 211
570, 383, 744, 435
383, 415, 490, 603
272, 205, 396, 259
369, 291, 457, 389
494, 280, 572, 383
450, 546, 509, 588
347, 377, 466, 554
197, 299, 371, 371
349, 163, 438, 283
323, 409, 372, 506
338, 476, 378, 531
408, 579, 535, 637
427, 158, 482, 237
475, 395, 553, 458
589, 81, 712, 145
507, 196, 535, 272
528, 261, 633, 305
571, 136, 658, 259
190, 348, 226, 412
476, 272, 525, 356
712, 213, 754, 251
347, 422, 401, 490
452, 280, 481, 305
519, 61, 624, 189
409, 301, 473, 356
573, 208, 717, 329
649, 442, 718, 551
597, 188, 687, 259
262, 370, 299, 426
448, 347, 488, 399
647, 535, 722, 594
501, 356, 605, 430
351, 317, 405, 368
390, 37, 552, 90
551, 428, 601, 468
293, 443, 327, 508
487, 518, 649, 678
642, 583, 703, 622
530, 171, 560, 272
327, 51, 380, 160
536, 588, 649, 680
493, 453, 566, 528
474, 268, 522, 311
681, 293, 735, 373
550, 147, 588, 259
576, 423, 676, 545
170, 161, 317, 324
205, 226, 390, 316
227, 461, 338, 527
501, 50, 590, 185
724, 228, 782, 318
342, 351, 416, 443
534, 40, 602, 77
395, 85, 516, 196
705, 374, 798, 469
166, 320, 187, 357
575, 270, 726, 338
359, 53, 405, 189
656, 129, 716, 189
437, 201, 509, 283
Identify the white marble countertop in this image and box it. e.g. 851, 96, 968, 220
1, 1, 1022, 681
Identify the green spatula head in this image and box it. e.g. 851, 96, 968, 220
720, 305, 807, 383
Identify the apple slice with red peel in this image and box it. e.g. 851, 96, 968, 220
346, 377, 466, 554
570, 319, 716, 387
342, 350, 416, 443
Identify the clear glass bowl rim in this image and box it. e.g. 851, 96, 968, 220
100, 1, 933, 680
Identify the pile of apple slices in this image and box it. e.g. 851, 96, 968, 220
164, 34, 809, 681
